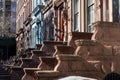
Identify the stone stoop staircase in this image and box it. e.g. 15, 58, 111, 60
22, 22, 120, 80
3, 48, 36, 80
21, 32, 94, 80
3, 42, 67, 80
3, 21, 120, 80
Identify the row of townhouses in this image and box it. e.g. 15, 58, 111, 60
16, 0, 120, 52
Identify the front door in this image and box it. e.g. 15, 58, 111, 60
59, 7, 64, 41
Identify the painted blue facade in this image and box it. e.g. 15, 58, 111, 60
30, 0, 45, 48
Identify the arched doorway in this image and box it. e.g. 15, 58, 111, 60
104, 73, 120, 80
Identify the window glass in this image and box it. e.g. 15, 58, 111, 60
113, 0, 119, 22
87, 0, 94, 32
73, 0, 80, 32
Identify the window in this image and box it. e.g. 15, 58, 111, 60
5, 5, 11, 10
86, 0, 94, 32
72, 0, 80, 32
113, 0, 119, 22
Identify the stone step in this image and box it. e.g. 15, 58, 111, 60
0, 65, 10, 75
22, 44, 76, 80
39, 57, 57, 70
22, 54, 103, 80
31, 50, 46, 60
22, 57, 58, 80
54, 45, 75, 56
21, 41, 67, 80
0, 75, 11, 80
54, 54, 103, 79
12, 41, 67, 78
22, 68, 41, 80
20, 58, 39, 68
36, 70, 60, 80
10, 66, 24, 80
23, 54, 103, 80
40, 41, 67, 56
68, 32, 93, 48
36, 44, 42, 50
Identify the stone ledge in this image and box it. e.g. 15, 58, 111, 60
24, 68, 41, 74
42, 41, 67, 45
56, 54, 82, 61
40, 41, 67, 56
54, 45, 75, 55
87, 55, 120, 61
11, 66, 22, 70
32, 50, 44, 56
36, 70, 60, 77
68, 32, 93, 48
92, 21, 120, 43
75, 39, 96, 46
20, 58, 33, 67
68, 32, 93, 38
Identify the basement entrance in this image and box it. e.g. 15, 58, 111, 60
104, 73, 120, 80
0, 37, 16, 60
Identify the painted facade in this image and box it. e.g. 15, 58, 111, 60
30, 0, 45, 48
